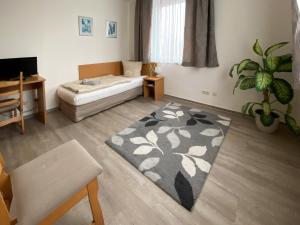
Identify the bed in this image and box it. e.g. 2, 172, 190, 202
57, 61, 153, 122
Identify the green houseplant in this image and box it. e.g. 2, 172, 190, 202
229, 40, 300, 135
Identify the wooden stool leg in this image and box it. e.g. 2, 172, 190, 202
87, 179, 104, 225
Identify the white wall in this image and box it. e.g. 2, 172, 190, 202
131, 0, 300, 122
0, 0, 131, 112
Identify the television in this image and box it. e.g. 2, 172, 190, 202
0, 57, 38, 81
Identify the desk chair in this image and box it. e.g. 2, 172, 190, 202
0, 140, 104, 225
0, 72, 24, 134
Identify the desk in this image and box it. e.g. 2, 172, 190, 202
0, 75, 47, 124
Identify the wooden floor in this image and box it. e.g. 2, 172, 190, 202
0, 96, 299, 225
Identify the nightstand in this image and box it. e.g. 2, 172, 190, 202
143, 76, 164, 101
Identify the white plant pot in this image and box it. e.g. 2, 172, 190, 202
255, 110, 280, 134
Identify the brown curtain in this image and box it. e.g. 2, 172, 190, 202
134, 0, 153, 62
182, 0, 218, 68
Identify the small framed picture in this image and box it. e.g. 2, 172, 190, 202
106, 21, 117, 38
79, 16, 93, 36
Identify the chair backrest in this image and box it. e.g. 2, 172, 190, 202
0, 153, 14, 225
0, 72, 24, 112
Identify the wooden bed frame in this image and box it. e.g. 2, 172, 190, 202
78, 61, 156, 79
59, 61, 155, 122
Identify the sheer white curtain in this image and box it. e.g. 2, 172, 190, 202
293, 0, 300, 86
150, 0, 186, 64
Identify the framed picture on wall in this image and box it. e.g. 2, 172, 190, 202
106, 21, 117, 38
79, 16, 93, 36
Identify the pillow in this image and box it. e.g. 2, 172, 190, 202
122, 61, 142, 77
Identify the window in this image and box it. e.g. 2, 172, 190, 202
150, 0, 186, 64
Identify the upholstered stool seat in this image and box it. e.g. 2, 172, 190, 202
9, 140, 103, 225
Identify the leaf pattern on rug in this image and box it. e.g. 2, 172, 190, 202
106, 102, 231, 211
175, 171, 194, 211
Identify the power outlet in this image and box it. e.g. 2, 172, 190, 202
202, 90, 210, 95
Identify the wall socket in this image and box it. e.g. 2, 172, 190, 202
202, 90, 210, 95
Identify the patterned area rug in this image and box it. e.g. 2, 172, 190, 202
105, 103, 231, 210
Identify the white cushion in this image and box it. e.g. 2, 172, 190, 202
122, 61, 142, 77
10, 139, 103, 225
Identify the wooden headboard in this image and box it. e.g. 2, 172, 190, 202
78, 61, 156, 80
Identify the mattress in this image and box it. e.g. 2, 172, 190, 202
57, 76, 144, 106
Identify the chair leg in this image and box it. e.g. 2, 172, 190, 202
87, 179, 104, 225
20, 116, 24, 134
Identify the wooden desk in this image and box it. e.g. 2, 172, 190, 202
0, 75, 47, 124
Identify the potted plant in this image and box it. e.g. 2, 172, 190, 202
229, 40, 300, 135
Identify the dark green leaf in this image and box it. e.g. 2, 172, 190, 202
260, 113, 275, 127
242, 102, 252, 115
248, 104, 256, 118
253, 39, 263, 56
229, 64, 239, 77
238, 59, 259, 73
265, 42, 289, 57
279, 54, 292, 63
239, 77, 256, 90
286, 104, 292, 115
276, 62, 292, 72
255, 72, 273, 91
285, 115, 300, 136
272, 78, 294, 104
233, 75, 245, 94
266, 56, 280, 71
262, 101, 271, 115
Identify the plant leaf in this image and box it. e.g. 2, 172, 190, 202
200, 129, 220, 137
144, 171, 161, 182
255, 72, 272, 91
272, 78, 294, 104
146, 130, 158, 145
266, 56, 280, 71
279, 54, 292, 64
111, 135, 124, 146
133, 145, 154, 155
285, 115, 300, 136
217, 120, 230, 126
157, 126, 172, 134
181, 156, 196, 177
265, 42, 288, 56
178, 130, 191, 138
238, 59, 252, 73
229, 64, 239, 77
188, 146, 207, 156
286, 104, 293, 115
167, 132, 180, 149
276, 62, 292, 72
253, 39, 263, 56
242, 102, 252, 115
212, 136, 224, 147
194, 158, 211, 173
130, 137, 148, 145
119, 128, 136, 135
248, 104, 256, 118
239, 77, 256, 90
138, 157, 160, 171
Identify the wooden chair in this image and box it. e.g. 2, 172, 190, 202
0, 72, 24, 134
0, 140, 105, 225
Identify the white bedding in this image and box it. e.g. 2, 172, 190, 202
57, 76, 144, 106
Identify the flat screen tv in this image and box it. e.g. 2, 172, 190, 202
0, 57, 38, 81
